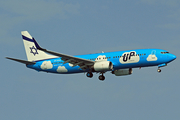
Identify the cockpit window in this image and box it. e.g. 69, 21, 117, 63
161, 52, 169, 54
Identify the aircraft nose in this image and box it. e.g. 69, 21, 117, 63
170, 54, 176, 61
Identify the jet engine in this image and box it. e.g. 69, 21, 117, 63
93, 61, 113, 72
112, 68, 132, 76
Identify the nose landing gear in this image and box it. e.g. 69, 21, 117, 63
157, 68, 161, 73
157, 63, 167, 73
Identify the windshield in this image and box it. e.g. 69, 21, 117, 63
161, 52, 169, 54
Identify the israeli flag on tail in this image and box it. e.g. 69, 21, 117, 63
22, 31, 56, 61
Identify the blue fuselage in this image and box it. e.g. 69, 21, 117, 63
27, 49, 176, 74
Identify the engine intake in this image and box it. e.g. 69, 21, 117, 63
93, 61, 113, 72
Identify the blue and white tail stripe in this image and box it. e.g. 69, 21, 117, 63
22, 31, 56, 61
22, 35, 34, 42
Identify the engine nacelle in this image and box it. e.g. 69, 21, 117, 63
93, 61, 113, 72
113, 68, 132, 76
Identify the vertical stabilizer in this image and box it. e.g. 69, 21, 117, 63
22, 31, 56, 61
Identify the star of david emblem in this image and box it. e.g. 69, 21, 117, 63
30, 46, 38, 56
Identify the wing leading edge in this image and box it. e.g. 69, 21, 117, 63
33, 38, 95, 70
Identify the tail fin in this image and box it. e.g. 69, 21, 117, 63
22, 31, 56, 61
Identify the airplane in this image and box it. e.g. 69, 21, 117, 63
6, 31, 176, 81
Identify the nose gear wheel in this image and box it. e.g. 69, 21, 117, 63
157, 69, 161, 73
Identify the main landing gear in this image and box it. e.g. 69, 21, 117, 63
86, 72, 93, 78
99, 74, 105, 81
86, 72, 105, 81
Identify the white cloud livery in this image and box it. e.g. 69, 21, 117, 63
41, 61, 53, 70
120, 51, 140, 64
69, 63, 74, 67
147, 54, 158, 61
57, 66, 68, 73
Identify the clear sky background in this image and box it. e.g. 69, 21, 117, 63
1, 0, 180, 120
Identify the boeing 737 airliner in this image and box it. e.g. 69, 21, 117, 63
6, 31, 176, 81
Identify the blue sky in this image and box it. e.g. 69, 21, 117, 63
1, 0, 180, 119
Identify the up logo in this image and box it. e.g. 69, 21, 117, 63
120, 51, 140, 64
123, 52, 135, 62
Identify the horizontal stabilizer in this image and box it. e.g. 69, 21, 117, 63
6, 57, 36, 65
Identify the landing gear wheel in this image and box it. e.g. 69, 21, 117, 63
86, 72, 93, 78
99, 75, 105, 81
158, 69, 161, 73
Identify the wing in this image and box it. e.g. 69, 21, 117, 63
33, 38, 94, 70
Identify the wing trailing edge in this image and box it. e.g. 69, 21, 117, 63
33, 37, 95, 70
